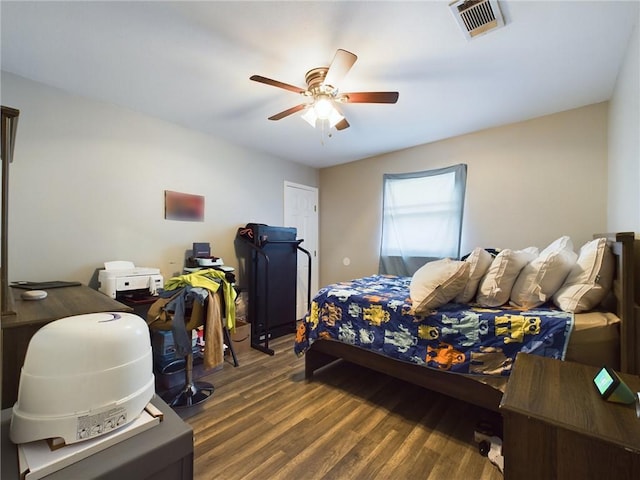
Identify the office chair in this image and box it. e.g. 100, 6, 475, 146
149, 297, 214, 408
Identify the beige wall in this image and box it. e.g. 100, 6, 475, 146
1, 72, 318, 285
319, 103, 609, 286
5, 37, 635, 293
608, 20, 639, 233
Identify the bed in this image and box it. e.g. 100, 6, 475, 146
295, 232, 639, 412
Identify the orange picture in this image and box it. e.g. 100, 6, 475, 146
164, 190, 204, 221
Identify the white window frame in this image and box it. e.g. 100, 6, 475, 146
379, 164, 467, 276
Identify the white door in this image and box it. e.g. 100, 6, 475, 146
284, 181, 319, 320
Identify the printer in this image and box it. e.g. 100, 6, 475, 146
98, 260, 164, 299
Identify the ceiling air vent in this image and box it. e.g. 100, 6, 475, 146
449, 0, 505, 40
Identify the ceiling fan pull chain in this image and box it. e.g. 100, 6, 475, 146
320, 119, 326, 146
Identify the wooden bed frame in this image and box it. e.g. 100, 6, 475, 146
304, 232, 640, 413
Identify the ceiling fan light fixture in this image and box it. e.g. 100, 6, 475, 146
301, 99, 344, 129
314, 96, 333, 120
301, 108, 317, 127
327, 108, 344, 129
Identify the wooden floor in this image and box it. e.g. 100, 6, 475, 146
176, 334, 504, 480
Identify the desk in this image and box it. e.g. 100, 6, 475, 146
500, 353, 640, 479
1, 396, 193, 480
1, 285, 133, 409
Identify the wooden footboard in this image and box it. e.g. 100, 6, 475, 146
306, 338, 504, 412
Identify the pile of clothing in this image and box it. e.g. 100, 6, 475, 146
147, 268, 237, 370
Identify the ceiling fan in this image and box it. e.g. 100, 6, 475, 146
250, 49, 399, 131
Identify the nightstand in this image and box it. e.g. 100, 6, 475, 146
500, 353, 640, 479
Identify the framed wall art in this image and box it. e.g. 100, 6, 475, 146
164, 190, 204, 221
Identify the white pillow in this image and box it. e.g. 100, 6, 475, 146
553, 237, 615, 313
410, 258, 470, 314
476, 247, 539, 307
510, 236, 578, 309
455, 248, 493, 304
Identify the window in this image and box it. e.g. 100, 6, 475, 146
379, 164, 467, 276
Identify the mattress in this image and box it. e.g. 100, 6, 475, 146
566, 311, 620, 369
471, 310, 620, 393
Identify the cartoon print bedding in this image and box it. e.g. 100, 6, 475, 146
294, 274, 574, 376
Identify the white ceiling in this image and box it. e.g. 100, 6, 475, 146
1, 1, 638, 168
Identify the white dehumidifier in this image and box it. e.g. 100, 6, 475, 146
10, 312, 155, 445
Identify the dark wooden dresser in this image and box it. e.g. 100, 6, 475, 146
500, 353, 640, 479
1, 285, 132, 409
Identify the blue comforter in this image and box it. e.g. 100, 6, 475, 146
294, 275, 574, 376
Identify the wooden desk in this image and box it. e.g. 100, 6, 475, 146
1, 396, 193, 480
500, 353, 640, 479
1, 285, 132, 408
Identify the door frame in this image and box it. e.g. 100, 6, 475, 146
284, 181, 319, 319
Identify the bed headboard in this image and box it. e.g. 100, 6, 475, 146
600, 232, 640, 375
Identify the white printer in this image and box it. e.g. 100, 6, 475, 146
98, 260, 164, 299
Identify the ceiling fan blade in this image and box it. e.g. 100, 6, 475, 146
341, 92, 399, 104
323, 49, 358, 87
250, 75, 307, 94
268, 104, 306, 121
335, 118, 350, 131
